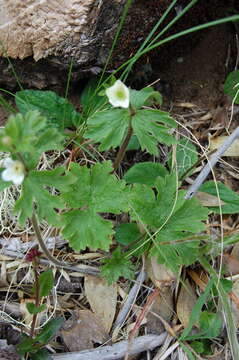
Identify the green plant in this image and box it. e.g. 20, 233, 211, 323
1, 1, 239, 357
17, 249, 63, 359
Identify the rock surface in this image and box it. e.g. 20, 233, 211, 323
0, 0, 125, 66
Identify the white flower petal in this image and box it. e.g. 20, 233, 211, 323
1, 168, 13, 182
106, 80, 130, 108
12, 173, 24, 185
3, 157, 14, 168
1, 158, 25, 185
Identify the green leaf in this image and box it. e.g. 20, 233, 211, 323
115, 223, 141, 245
61, 161, 127, 251
190, 340, 212, 356
31, 348, 52, 360
17, 335, 35, 355
0, 111, 64, 169
85, 108, 130, 150
14, 167, 75, 226
26, 302, 46, 315
129, 173, 208, 272
200, 181, 239, 214
62, 208, 114, 251
35, 318, 64, 344
199, 311, 222, 339
38, 269, 54, 297
124, 162, 168, 186
126, 135, 141, 150
101, 247, 135, 284
132, 109, 176, 155
130, 87, 162, 109
180, 278, 215, 340
224, 70, 239, 104
167, 138, 198, 178
16, 90, 82, 128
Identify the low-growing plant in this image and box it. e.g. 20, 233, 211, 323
17, 249, 63, 359
1, 77, 239, 358
1, 1, 239, 357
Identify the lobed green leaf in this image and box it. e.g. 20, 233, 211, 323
101, 247, 135, 284
131, 109, 176, 155
124, 162, 168, 186
85, 108, 130, 150
61, 161, 128, 251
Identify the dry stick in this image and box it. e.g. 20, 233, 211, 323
1, 249, 100, 277
31, 212, 99, 275
113, 268, 146, 332
185, 126, 239, 199
52, 333, 167, 360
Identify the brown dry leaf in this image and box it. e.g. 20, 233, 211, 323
223, 254, 239, 276
73, 252, 103, 260
209, 136, 239, 156
177, 280, 197, 328
230, 279, 239, 328
147, 287, 174, 334
84, 275, 117, 332
146, 256, 176, 288
61, 309, 109, 352
195, 191, 225, 207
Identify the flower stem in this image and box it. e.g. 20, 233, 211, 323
30, 259, 40, 338
113, 124, 133, 171
31, 211, 64, 267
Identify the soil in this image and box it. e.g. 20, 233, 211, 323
155, 23, 235, 108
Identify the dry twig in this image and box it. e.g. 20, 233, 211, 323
52, 333, 167, 360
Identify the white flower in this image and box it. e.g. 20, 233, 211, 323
1, 157, 25, 185
106, 80, 130, 108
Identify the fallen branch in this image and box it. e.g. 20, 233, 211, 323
0, 249, 100, 276
185, 126, 239, 199
113, 268, 146, 332
52, 333, 167, 360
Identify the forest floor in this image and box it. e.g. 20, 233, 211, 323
1, 3, 239, 360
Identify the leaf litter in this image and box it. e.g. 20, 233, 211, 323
1, 19, 239, 360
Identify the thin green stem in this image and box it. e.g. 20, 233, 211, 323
110, 14, 239, 83
98, 0, 133, 87
113, 123, 133, 171
30, 259, 40, 338
31, 212, 64, 267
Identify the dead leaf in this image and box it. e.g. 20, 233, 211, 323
84, 276, 117, 332
230, 280, 239, 328
147, 287, 174, 334
146, 256, 176, 288
61, 309, 109, 351
222, 254, 239, 276
209, 136, 239, 156
177, 280, 197, 328
195, 191, 225, 207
